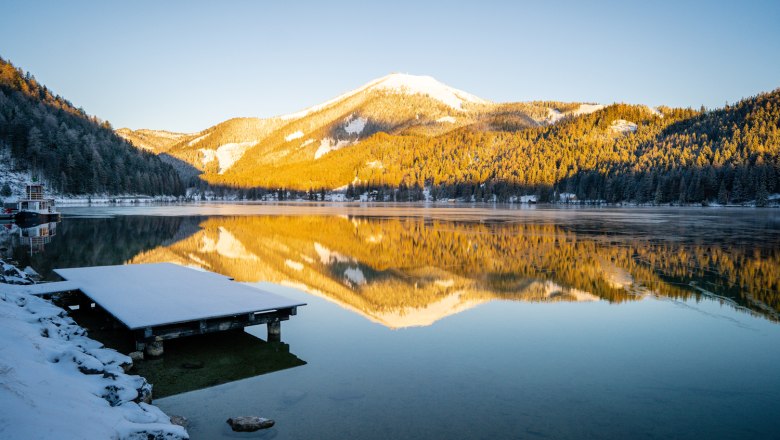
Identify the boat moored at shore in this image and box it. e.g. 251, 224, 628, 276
8, 182, 61, 223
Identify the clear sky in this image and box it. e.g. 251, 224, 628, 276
2, 0, 779, 132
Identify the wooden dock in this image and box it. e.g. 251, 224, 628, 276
50, 263, 305, 355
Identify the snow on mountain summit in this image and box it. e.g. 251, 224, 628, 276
281, 73, 488, 120
368, 73, 489, 110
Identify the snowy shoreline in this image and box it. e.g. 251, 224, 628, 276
1, 164, 777, 207
0, 260, 188, 439
48, 197, 780, 208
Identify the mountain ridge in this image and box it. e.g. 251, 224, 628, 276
118, 73, 600, 186
116, 74, 779, 206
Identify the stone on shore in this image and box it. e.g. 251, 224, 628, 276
226, 416, 275, 432
170, 415, 190, 428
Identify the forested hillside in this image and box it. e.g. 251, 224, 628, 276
115, 70, 775, 205
558, 91, 780, 205
208, 92, 779, 205
120, 74, 596, 190
0, 57, 184, 195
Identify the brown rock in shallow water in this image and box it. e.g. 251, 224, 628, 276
227, 416, 275, 432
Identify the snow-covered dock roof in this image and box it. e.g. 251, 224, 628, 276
54, 263, 305, 330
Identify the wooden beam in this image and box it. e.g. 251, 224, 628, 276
133, 307, 296, 345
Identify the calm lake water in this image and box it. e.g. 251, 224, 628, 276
5, 204, 780, 439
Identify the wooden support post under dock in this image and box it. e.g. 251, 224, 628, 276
78, 293, 93, 311
267, 321, 281, 342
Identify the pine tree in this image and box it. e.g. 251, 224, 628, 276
731, 178, 745, 204
678, 178, 687, 204
717, 181, 729, 205
0, 182, 11, 197
756, 180, 769, 207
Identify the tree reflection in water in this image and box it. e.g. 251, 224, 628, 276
13, 211, 776, 325
116, 214, 780, 326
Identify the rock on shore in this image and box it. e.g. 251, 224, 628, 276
227, 416, 275, 432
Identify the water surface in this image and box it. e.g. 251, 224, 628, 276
5, 204, 779, 439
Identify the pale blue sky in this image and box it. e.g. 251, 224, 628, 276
2, 0, 779, 132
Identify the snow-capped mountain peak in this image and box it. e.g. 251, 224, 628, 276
366, 73, 489, 110
280, 73, 488, 120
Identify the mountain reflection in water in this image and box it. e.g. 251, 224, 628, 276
104, 212, 780, 326
15, 208, 778, 325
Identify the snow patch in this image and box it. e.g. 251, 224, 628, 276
546, 103, 605, 124
546, 108, 565, 124
214, 142, 256, 174
344, 267, 367, 286
200, 227, 257, 260
343, 115, 367, 135
299, 139, 315, 149
559, 193, 577, 202
200, 141, 256, 173
314, 138, 351, 159
436, 116, 456, 123
285, 131, 304, 142
435, 279, 455, 288
285, 259, 304, 271
199, 148, 217, 166
541, 281, 601, 302
519, 195, 537, 203
327, 193, 348, 202
314, 242, 350, 264
366, 160, 384, 169
509, 195, 537, 203
187, 253, 209, 267
610, 119, 638, 133
572, 103, 606, 115
601, 260, 634, 289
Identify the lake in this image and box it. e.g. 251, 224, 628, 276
5, 204, 780, 439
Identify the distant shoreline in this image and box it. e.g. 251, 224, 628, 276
51, 198, 780, 209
